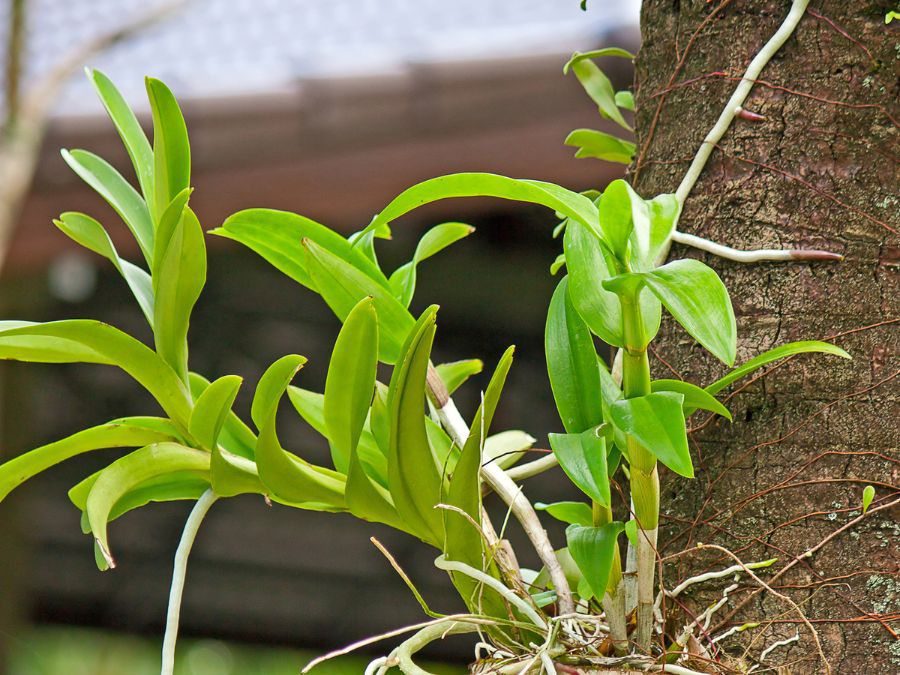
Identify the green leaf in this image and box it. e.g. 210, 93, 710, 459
483, 430, 536, 470
0, 417, 180, 502
389, 222, 474, 307
624, 519, 638, 548
87, 68, 154, 199
545, 277, 603, 433
53, 212, 154, 325
152, 205, 206, 382
212, 209, 389, 291
614, 90, 635, 111
85, 443, 211, 567
362, 173, 603, 241
435, 359, 483, 395
303, 239, 415, 364
287, 387, 388, 486
387, 306, 444, 546
446, 346, 514, 560
0, 320, 192, 427
324, 297, 378, 473
535, 501, 593, 526
146, 77, 191, 224
651, 379, 731, 420
566, 522, 625, 599
704, 341, 850, 396
190, 375, 243, 450
642, 259, 737, 366
189, 373, 256, 460
609, 391, 693, 478
567, 58, 631, 131
445, 347, 515, 623
598, 179, 646, 262
563, 49, 635, 73
210, 445, 266, 498
862, 485, 875, 514
549, 428, 611, 508
641, 193, 680, 270
61, 149, 154, 264
564, 129, 635, 164
252, 356, 347, 509
565, 221, 662, 348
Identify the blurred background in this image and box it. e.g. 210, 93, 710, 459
0, 1, 640, 672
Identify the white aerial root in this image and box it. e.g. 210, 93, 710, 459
660, 557, 778, 605
504, 454, 559, 482
161, 489, 218, 675
655, 0, 837, 266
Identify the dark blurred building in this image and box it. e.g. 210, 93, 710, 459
0, 0, 639, 665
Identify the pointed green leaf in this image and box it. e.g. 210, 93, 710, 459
643, 259, 736, 366
566, 522, 625, 600
609, 391, 693, 477
85, 443, 211, 567
53, 212, 154, 325
651, 379, 731, 420
303, 238, 415, 364
563, 49, 635, 73
0, 417, 179, 502
389, 222, 474, 307
861, 485, 875, 514
212, 209, 389, 290
705, 340, 850, 396
0, 320, 192, 427
567, 58, 631, 131
535, 501, 593, 526
362, 173, 602, 241
252, 356, 347, 508
146, 77, 191, 223
87, 68, 154, 199
598, 180, 647, 262
387, 306, 444, 546
189, 372, 256, 460
287, 386, 388, 486
435, 359, 483, 395
546, 277, 604, 433
190, 375, 243, 450
210, 446, 266, 498
61, 149, 154, 263
324, 297, 378, 473
549, 428, 611, 508
641, 193, 680, 269
614, 90, 635, 111
564, 129, 635, 164
152, 205, 206, 382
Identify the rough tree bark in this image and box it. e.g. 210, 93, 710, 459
633, 1, 897, 672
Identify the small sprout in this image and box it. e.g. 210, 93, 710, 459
862, 485, 876, 514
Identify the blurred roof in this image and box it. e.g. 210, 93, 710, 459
2, 0, 640, 117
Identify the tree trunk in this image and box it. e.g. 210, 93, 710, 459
632, 1, 898, 672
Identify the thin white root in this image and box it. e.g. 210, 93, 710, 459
392, 620, 481, 675
435, 397, 575, 616
662, 557, 778, 603
759, 632, 800, 662
670, 231, 841, 263
161, 488, 218, 675
434, 555, 547, 629
712, 621, 760, 644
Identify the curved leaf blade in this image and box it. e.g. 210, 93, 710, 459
535, 501, 593, 526
644, 259, 736, 366
546, 277, 603, 434
146, 77, 191, 223
651, 379, 731, 420
190, 375, 243, 450
324, 297, 378, 473
705, 340, 850, 396
609, 391, 693, 478
564, 129, 635, 164
87, 68, 154, 199
435, 359, 483, 396
85, 443, 211, 567
549, 429, 610, 508
0, 417, 179, 502
566, 522, 625, 599
363, 173, 602, 240
61, 149, 154, 263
